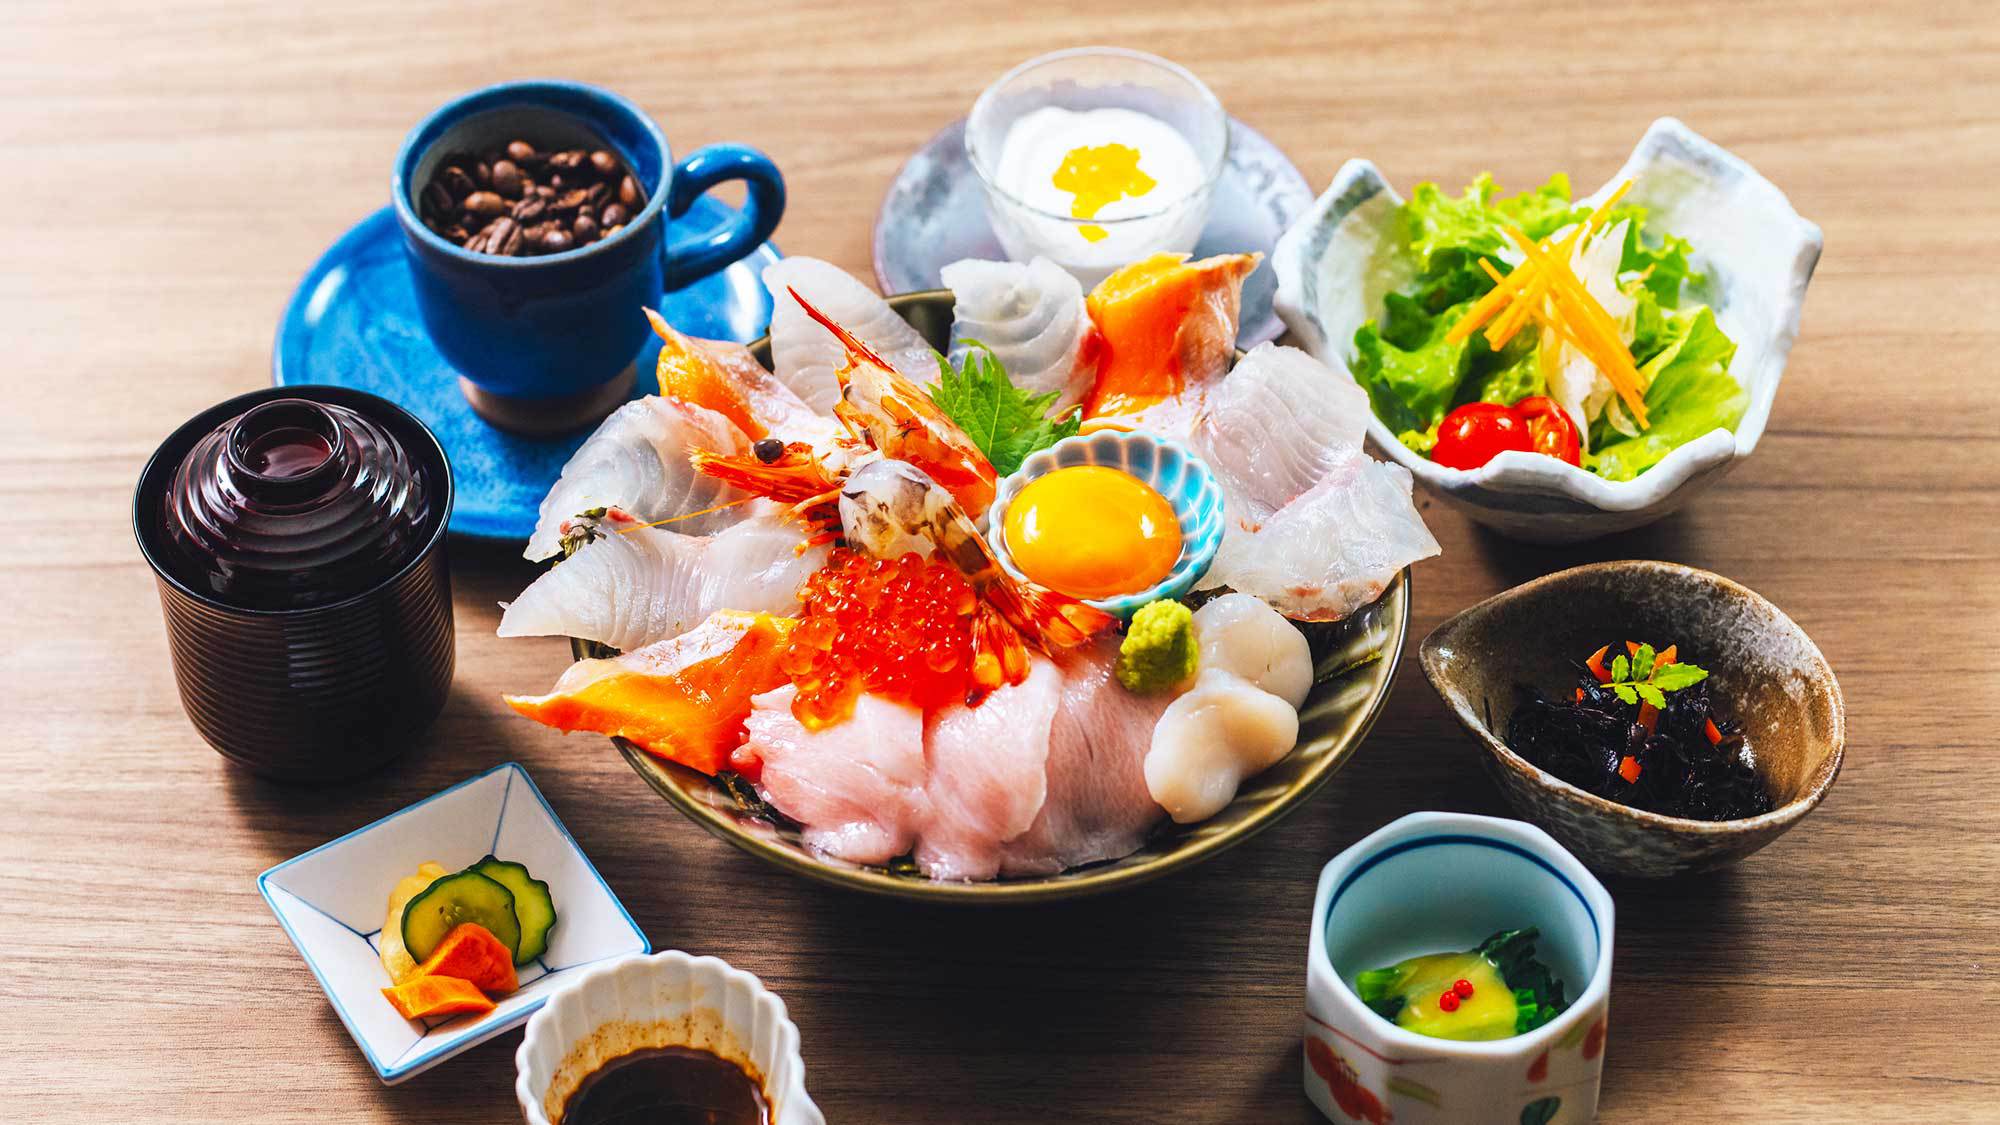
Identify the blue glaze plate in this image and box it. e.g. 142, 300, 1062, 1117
274, 197, 781, 541
872, 116, 1313, 349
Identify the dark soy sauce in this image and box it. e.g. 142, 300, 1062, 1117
561, 1046, 768, 1125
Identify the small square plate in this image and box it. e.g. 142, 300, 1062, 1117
258, 762, 650, 1084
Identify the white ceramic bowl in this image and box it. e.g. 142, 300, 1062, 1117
1305, 812, 1615, 1124
515, 950, 823, 1125
1273, 117, 1822, 543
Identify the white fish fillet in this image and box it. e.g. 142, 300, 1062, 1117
942, 257, 1099, 412
524, 397, 753, 562
1191, 343, 1373, 526
999, 638, 1171, 877
498, 516, 827, 652
749, 686, 931, 866
916, 657, 1063, 881
1198, 449, 1440, 621
763, 257, 939, 413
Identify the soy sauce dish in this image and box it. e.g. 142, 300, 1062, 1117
1420, 561, 1844, 878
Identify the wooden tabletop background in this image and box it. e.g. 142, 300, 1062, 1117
6, 0, 1997, 1120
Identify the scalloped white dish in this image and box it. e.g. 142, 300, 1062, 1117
1273, 117, 1822, 543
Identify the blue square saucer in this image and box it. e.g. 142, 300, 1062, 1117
257, 762, 649, 1084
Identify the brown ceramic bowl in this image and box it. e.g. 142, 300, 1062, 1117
1420, 561, 1843, 878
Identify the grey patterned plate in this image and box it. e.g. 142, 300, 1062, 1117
872, 117, 1313, 349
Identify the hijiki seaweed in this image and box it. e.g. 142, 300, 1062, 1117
1507, 642, 1773, 821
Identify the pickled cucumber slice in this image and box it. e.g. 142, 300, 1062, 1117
400, 870, 521, 963
380, 861, 451, 984
470, 856, 557, 965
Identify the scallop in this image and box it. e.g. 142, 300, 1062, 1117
1145, 668, 1300, 824
1192, 592, 1313, 709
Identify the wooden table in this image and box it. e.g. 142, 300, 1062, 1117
6, 0, 1996, 1120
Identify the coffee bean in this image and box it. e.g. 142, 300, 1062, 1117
553, 188, 592, 213
462, 191, 506, 218
589, 150, 619, 176
548, 149, 586, 172
510, 195, 547, 222
572, 214, 599, 242
482, 216, 518, 254
421, 181, 455, 218
535, 184, 555, 199
490, 160, 523, 198
506, 140, 537, 164
540, 228, 574, 254
474, 160, 493, 187
618, 175, 641, 207
586, 181, 609, 205
600, 202, 629, 228
440, 165, 478, 199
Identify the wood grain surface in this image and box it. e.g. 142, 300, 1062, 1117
3, 0, 1996, 1120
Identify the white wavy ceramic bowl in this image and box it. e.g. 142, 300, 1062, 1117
515, 951, 823, 1125
1273, 117, 1822, 543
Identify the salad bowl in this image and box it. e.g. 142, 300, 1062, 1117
1273, 117, 1823, 543
580, 291, 1412, 902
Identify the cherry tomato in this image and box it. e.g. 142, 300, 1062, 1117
1514, 396, 1582, 466
1432, 402, 1533, 470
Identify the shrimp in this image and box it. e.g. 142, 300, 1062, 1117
787, 288, 999, 519
689, 440, 847, 545
838, 459, 1114, 689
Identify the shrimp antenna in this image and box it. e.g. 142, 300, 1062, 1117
788, 286, 897, 374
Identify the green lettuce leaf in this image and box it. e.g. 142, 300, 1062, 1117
1588, 307, 1745, 481
1403, 174, 1585, 270
1352, 300, 1473, 433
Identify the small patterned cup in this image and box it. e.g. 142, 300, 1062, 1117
1305, 813, 1615, 1125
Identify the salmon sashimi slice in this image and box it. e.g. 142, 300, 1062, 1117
504, 610, 797, 776
1081, 251, 1259, 422
644, 309, 840, 448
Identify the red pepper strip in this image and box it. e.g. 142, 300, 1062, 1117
1574, 687, 1586, 703
1586, 645, 1612, 682
1704, 718, 1724, 746
1637, 702, 1660, 736
1617, 755, 1642, 783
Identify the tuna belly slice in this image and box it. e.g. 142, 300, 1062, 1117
1000, 639, 1173, 877
915, 657, 1063, 881
749, 686, 931, 866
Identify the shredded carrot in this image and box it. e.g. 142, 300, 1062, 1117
1574, 687, 1586, 703
1656, 644, 1678, 668
1637, 702, 1660, 736
1625, 641, 1642, 659
1617, 755, 1642, 784
1704, 718, 1725, 746
1506, 227, 1650, 425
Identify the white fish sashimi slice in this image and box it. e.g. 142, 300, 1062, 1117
1198, 450, 1440, 622
498, 517, 827, 652
942, 257, 1099, 411
749, 686, 931, 866
999, 638, 1171, 877
1193, 343, 1374, 527
916, 657, 1062, 881
763, 257, 939, 413
524, 398, 753, 562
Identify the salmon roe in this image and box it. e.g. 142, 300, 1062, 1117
783, 548, 978, 727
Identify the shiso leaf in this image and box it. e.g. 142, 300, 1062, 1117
927, 342, 1080, 476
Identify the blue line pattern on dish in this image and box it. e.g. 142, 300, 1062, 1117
1325, 833, 1599, 932
988, 429, 1226, 619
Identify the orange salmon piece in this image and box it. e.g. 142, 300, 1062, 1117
1082, 251, 1259, 419
505, 611, 797, 775
645, 308, 766, 438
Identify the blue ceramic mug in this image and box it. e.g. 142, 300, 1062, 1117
391, 80, 784, 412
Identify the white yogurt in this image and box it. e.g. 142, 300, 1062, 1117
985, 106, 1212, 286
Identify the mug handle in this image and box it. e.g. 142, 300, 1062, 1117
659, 144, 786, 292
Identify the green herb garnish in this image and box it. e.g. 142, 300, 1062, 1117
1475, 928, 1568, 1035
1601, 643, 1710, 708
927, 342, 1081, 476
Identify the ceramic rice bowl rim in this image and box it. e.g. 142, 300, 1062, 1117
1272, 116, 1824, 516
988, 429, 1226, 618
1421, 561, 1845, 842
513, 950, 817, 1125
1309, 811, 1615, 1058
578, 290, 1412, 903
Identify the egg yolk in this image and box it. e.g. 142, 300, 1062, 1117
1053, 143, 1156, 243
1003, 465, 1182, 600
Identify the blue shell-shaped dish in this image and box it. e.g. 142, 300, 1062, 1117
989, 430, 1226, 619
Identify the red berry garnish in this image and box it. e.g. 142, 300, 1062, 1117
1453, 978, 1475, 998
1438, 990, 1461, 1013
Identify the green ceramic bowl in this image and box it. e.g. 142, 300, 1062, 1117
581, 291, 1411, 902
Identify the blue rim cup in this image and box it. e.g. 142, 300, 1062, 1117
1305, 813, 1616, 1125
392, 80, 785, 434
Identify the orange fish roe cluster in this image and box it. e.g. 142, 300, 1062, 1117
783, 548, 978, 727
